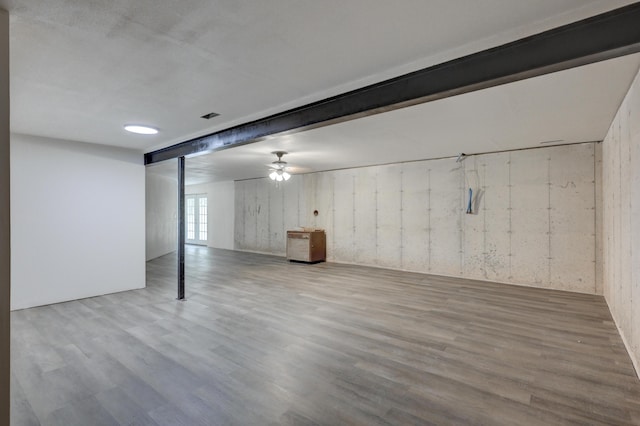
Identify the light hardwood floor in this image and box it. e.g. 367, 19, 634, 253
11, 246, 640, 425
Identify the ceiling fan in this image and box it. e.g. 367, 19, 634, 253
268, 151, 291, 181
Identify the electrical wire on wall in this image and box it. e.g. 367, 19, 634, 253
462, 155, 481, 215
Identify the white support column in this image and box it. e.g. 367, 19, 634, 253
0, 8, 10, 424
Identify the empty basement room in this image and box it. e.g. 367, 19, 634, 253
5, 1, 640, 425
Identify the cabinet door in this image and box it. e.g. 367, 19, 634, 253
309, 233, 326, 262
287, 233, 310, 261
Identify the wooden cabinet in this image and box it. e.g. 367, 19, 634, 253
286, 230, 326, 263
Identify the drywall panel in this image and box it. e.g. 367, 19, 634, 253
11, 134, 145, 310
208, 181, 235, 250
510, 148, 549, 286
401, 162, 429, 272
146, 170, 177, 260
602, 65, 640, 375
376, 164, 402, 269
429, 159, 462, 277
0, 10, 8, 423
353, 167, 377, 265
333, 169, 356, 263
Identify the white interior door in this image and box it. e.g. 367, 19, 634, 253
186, 194, 208, 245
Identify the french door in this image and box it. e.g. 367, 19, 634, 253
186, 194, 207, 245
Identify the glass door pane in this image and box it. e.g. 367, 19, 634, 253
186, 194, 207, 245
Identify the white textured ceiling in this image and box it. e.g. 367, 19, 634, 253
4, 0, 637, 153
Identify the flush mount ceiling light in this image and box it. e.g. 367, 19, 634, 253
268, 151, 291, 182
124, 124, 159, 135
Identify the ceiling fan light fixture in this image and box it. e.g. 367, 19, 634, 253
268, 151, 292, 182
269, 169, 291, 181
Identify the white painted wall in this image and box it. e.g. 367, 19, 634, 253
602, 66, 640, 375
11, 134, 146, 310
146, 171, 177, 260
235, 143, 598, 294
0, 9, 9, 423
187, 181, 235, 250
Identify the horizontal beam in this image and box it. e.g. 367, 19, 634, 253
145, 2, 640, 165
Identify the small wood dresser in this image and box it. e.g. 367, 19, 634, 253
286, 230, 326, 263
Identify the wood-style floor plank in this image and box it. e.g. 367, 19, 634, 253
11, 246, 640, 425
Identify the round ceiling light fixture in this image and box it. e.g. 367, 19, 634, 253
124, 124, 159, 135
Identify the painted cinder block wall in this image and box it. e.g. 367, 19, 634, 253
602, 66, 640, 374
235, 143, 599, 294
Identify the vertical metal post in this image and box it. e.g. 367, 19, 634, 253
177, 156, 186, 300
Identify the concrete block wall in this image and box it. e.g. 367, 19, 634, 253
602, 66, 640, 374
234, 143, 598, 294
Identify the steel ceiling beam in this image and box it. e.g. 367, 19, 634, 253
145, 2, 640, 165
